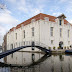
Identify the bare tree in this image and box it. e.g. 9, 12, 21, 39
0, 4, 6, 9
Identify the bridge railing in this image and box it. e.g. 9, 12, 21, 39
18, 41, 49, 49
35, 41, 49, 49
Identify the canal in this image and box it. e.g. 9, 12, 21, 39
0, 52, 72, 72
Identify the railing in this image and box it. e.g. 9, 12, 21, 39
7, 41, 50, 52
16, 41, 49, 49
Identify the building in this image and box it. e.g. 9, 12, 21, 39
4, 13, 72, 64
0, 45, 2, 51
2, 34, 7, 63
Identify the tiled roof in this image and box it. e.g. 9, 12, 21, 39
10, 27, 15, 32
64, 19, 69, 24
9, 13, 70, 32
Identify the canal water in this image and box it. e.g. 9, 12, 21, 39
0, 52, 72, 72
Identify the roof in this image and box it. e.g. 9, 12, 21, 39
8, 13, 70, 33
57, 14, 66, 18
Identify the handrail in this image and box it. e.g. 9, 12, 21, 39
15, 41, 49, 49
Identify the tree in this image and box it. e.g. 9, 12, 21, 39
0, 3, 6, 10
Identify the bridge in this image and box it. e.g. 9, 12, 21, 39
0, 41, 51, 59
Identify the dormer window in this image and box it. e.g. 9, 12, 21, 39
57, 14, 66, 26
60, 20, 62, 25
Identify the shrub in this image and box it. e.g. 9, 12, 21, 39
53, 46, 55, 50
58, 47, 60, 49
49, 47, 51, 50
64, 46, 66, 49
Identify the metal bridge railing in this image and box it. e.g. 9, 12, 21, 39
17, 41, 49, 50
7, 41, 49, 50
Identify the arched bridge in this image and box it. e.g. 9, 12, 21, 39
0, 41, 51, 59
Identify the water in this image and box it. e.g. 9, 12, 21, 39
0, 51, 3, 62
0, 52, 72, 72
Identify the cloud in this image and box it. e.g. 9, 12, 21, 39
0, 9, 19, 45
6, 0, 44, 16
62, 0, 72, 13
68, 20, 72, 24
0, 26, 6, 36
59, 0, 67, 2
0, 12, 19, 27
30, 8, 43, 16
52, 12, 62, 16
6, 0, 17, 3
65, 6, 72, 13
0, 26, 7, 45
0, 0, 45, 45
18, 6, 28, 13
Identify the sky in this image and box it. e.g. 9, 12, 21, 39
0, 0, 72, 45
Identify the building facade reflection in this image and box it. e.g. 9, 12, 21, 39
0, 54, 72, 72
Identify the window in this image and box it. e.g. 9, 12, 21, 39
60, 28, 62, 37
24, 42, 25, 45
68, 30, 70, 37
24, 30, 25, 38
11, 44, 13, 49
51, 40, 53, 44
32, 27, 34, 36
11, 44, 13, 58
50, 27, 53, 36
15, 33, 17, 40
60, 20, 62, 25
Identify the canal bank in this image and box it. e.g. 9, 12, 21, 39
0, 52, 72, 72
17, 49, 71, 55
52, 49, 65, 54
18, 49, 70, 54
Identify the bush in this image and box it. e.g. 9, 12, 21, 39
64, 46, 66, 49
58, 47, 60, 49
53, 46, 55, 50
49, 47, 51, 50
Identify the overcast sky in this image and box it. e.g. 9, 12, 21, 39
0, 0, 72, 45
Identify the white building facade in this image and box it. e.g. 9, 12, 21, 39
6, 13, 72, 64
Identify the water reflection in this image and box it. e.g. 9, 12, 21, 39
1, 53, 72, 72
28, 54, 51, 67
59, 55, 64, 61
32, 54, 35, 62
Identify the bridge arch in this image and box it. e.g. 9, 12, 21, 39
0, 41, 51, 59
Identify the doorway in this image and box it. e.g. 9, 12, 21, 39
59, 41, 63, 49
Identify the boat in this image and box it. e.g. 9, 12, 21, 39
65, 49, 72, 54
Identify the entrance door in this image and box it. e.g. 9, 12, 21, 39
59, 41, 63, 49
